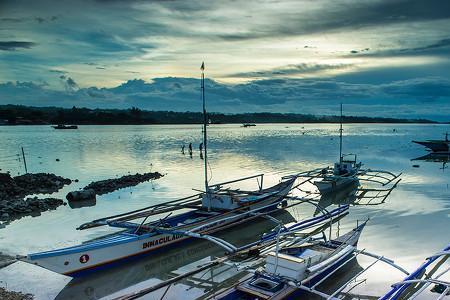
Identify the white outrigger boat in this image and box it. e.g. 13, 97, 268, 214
211, 221, 367, 300
18, 64, 297, 277
315, 154, 362, 194
315, 104, 362, 194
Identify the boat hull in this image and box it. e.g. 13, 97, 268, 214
23, 180, 295, 277
413, 140, 450, 152
315, 176, 358, 194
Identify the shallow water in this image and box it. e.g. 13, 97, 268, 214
0, 123, 449, 299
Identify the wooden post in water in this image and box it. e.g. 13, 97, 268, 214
21, 147, 28, 173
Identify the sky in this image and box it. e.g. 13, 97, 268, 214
0, 0, 449, 121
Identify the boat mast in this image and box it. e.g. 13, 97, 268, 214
339, 103, 343, 164
201, 62, 210, 210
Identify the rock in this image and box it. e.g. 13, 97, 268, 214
81, 172, 163, 196
0, 173, 71, 202
66, 189, 96, 202
0, 287, 33, 300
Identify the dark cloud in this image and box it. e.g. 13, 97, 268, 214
35, 17, 45, 23
0, 41, 36, 51
406, 38, 450, 52
211, 0, 450, 41
1, 76, 449, 121
49, 69, 67, 74
59, 75, 79, 92
0, 17, 24, 23
346, 38, 450, 58
381, 77, 450, 101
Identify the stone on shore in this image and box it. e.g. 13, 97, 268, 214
66, 189, 96, 202
0, 172, 71, 225
0, 287, 33, 300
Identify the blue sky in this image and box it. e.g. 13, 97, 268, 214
0, 0, 449, 121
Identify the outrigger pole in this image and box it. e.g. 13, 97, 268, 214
201, 62, 210, 211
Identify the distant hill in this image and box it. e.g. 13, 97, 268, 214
0, 104, 438, 125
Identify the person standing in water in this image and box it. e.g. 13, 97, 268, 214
181, 144, 185, 154
188, 143, 193, 156
199, 142, 204, 159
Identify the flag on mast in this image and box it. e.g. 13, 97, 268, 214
200, 62, 205, 71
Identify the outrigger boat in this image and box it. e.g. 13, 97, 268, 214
413, 133, 450, 152
211, 221, 367, 300
18, 63, 297, 277
112, 205, 352, 300
315, 104, 362, 194
52, 124, 78, 129
380, 242, 450, 300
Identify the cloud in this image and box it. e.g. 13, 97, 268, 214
0, 41, 36, 51
0, 0, 449, 92
347, 38, 450, 58
0, 17, 25, 23
228, 63, 353, 78
1, 76, 450, 121
406, 38, 450, 52
59, 75, 79, 92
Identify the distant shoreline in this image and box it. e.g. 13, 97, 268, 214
0, 104, 444, 125
0, 122, 446, 126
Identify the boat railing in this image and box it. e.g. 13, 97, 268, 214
341, 153, 358, 163
209, 173, 265, 191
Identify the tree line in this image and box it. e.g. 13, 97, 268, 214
0, 104, 437, 125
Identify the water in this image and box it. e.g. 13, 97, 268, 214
0, 124, 449, 299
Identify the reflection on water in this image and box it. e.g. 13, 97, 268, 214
412, 152, 450, 171
68, 198, 97, 209
0, 124, 449, 299
314, 182, 359, 215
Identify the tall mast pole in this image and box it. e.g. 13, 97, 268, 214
201, 62, 210, 209
339, 103, 343, 164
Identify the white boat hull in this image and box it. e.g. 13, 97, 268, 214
315, 176, 358, 194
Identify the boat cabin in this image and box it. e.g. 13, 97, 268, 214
265, 244, 329, 281
201, 192, 241, 210
333, 154, 360, 176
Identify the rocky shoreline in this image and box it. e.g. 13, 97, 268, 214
84, 172, 163, 195
0, 173, 71, 225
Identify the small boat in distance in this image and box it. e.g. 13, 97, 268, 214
52, 124, 78, 129
242, 123, 256, 127
211, 221, 367, 300
315, 104, 361, 194
413, 132, 450, 152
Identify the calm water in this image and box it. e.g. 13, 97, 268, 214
0, 124, 449, 299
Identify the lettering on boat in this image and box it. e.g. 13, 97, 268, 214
142, 234, 183, 249
79, 254, 90, 263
